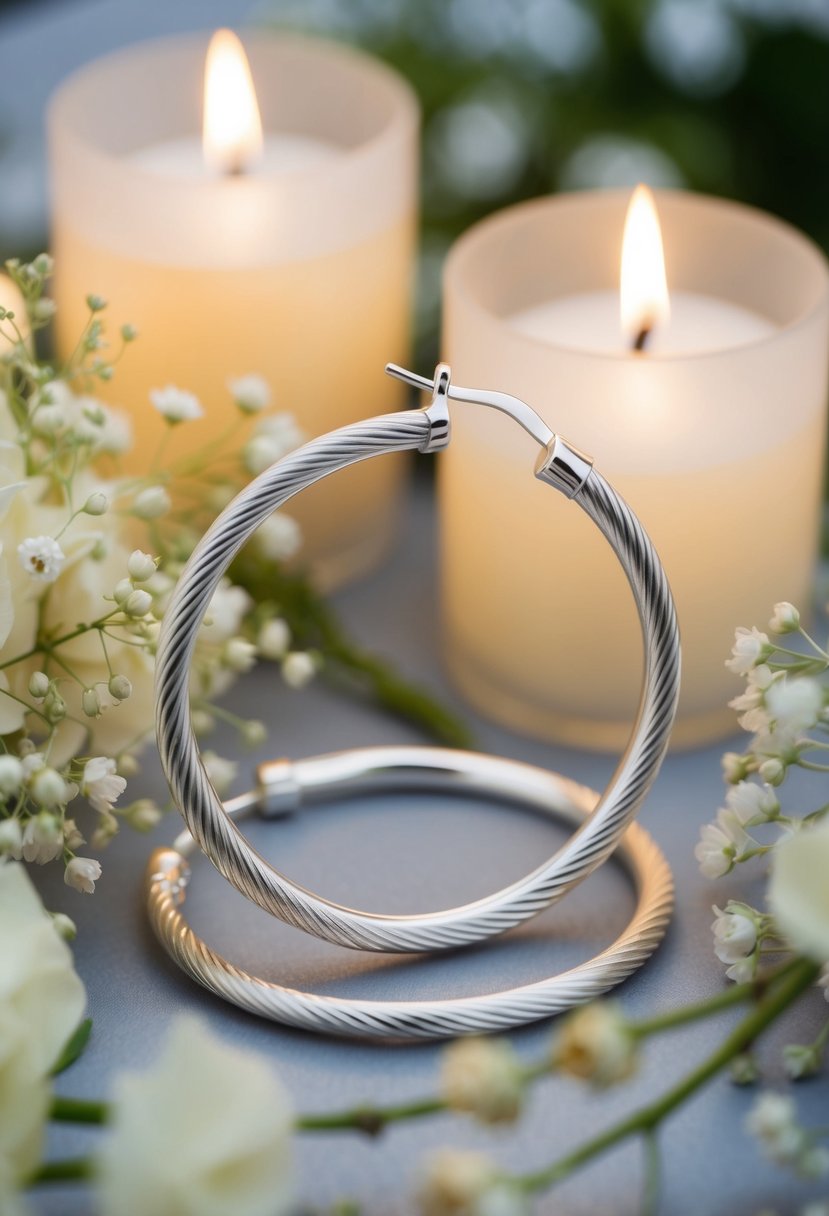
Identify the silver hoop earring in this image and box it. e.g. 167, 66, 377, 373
154, 364, 679, 954
146, 747, 674, 1040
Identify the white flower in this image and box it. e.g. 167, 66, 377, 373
769, 818, 829, 962
222, 637, 257, 673
17, 535, 65, 583
82, 491, 108, 516
127, 550, 156, 582
201, 581, 252, 645
724, 782, 778, 826
126, 800, 162, 831
254, 512, 301, 561
0, 819, 23, 859
124, 588, 153, 618
766, 677, 825, 736
95, 1015, 295, 1216
724, 956, 757, 984
721, 751, 750, 784
418, 1150, 517, 1216
695, 811, 749, 879
203, 752, 238, 795
132, 485, 171, 520
258, 618, 291, 660
758, 758, 785, 786
149, 385, 203, 424
22, 813, 63, 863
64, 856, 102, 894
228, 374, 270, 414
769, 602, 800, 634
81, 756, 127, 814
82, 687, 101, 718
108, 674, 132, 701
712, 904, 758, 966
550, 1000, 637, 1087
726, 626, 771, 675
747, 1093, 804, 1165
243, 414, 305, 475
76, 400, 133, 454
282, 651, 315, 689
0, 861, 86, 1078
441, 1037, 524, 1124
27, 671, 49, 699
0, 755, 23, 796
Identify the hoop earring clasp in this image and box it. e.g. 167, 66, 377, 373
385, 361, 594, 499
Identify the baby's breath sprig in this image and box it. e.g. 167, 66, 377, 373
0, 255, 468, 894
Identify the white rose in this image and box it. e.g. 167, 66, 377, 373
0, 862, 87, 1075
95, 1015, 295, 1216
769, 818, 829, 962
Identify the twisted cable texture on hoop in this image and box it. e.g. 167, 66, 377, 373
154, 410, 679, 954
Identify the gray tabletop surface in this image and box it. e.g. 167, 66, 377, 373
29, 475, 829, 1216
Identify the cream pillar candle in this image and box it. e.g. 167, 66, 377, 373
441, 190, 829, 751
48, 32, 418, 589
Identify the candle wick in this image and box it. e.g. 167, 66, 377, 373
223, 155, 246, 179
632, 324, 651, 353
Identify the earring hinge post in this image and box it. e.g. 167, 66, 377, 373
385, 361, 556, 451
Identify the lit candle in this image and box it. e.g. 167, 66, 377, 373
48, 31, 418, 588
441, 189, 829, 751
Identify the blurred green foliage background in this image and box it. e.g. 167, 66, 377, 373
265, 0, 829, 362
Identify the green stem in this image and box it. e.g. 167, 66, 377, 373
632, 957, 801, 1037
28, 1158, 93, 1185
297, 1096, 445, 1135
50, 1096, 109, 1124
519, 958, 819, 1193
0, 614, 117, 672
641, 1132, 661, 1216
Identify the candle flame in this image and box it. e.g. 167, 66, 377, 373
620, 184, 670, 345
203, 29, 263, 175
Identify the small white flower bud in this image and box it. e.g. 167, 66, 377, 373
126, 799, 162, 831
21, 751, 44, 776
108, 674, 133, 701
150, 385, 203, 424
241, 719, 267, 748
86, 294, 107, 312
191, 710, 215, 736
30, 767, 68, 808
222, 637, 257, 673
32, 297, 57, 323
82, 492, 108, 516
82, 688, 102, 718
92, 812, 119, 849
64, 856, 102, 894
17, 738, 36, 758
730, 1053, 759, 1086
0, 755, 25, 795
127, 549, 157, 582
0, 818, 24, 858
62, 818, 84, 850
51, 911, 77, 940
257, 618, 290, 659
132, 485, 171, 520
124, 588, 153, 618
202, 752, 237, 795
441, 1038, 524, 1124
551, 1001, 637, 1087
228, 373, 270, 414
759, 758, 785, 786
120, 323, 138, 342
28, 671, 50, 699
769, 602, 800, 634
44, 689, 66, 723
32, 403, 65, 435
22, 811, 63, 863
117, 754, 139, 777
721, 751, 750, 784
282, 651, 316, 689
113, 578, 134, 605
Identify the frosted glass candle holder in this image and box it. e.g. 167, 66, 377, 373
49, 32, 418, 589
441, 190, 829, 751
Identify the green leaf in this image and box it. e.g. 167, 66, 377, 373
51, 1018, 92, 1076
